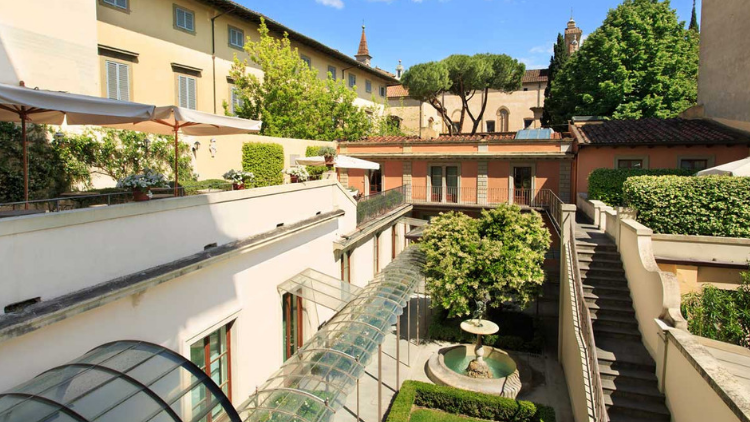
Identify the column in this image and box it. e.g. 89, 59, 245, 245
559, 161, 572, 203
477, 161, 488, 205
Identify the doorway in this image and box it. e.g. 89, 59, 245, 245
429, 165, 459, 203
283, 293, 303, 361
512, 165, 534, 205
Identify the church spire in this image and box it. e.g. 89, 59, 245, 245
355, 24, 372, 66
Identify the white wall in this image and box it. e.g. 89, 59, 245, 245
350, 237, 375, 288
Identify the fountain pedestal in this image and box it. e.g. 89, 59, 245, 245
460, 319, 499, 379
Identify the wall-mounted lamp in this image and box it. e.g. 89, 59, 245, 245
209, 138, 217, 158
192, 141, 201, 158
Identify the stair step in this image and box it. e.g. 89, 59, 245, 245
601, 379, 665, 404
599, 364, 659, 385
583, 283, 631, 295
577, 254, 622, 265
576, 248, 621, 258
594, 324, 642, 341
588, 306, 636, 321
605, 395, 670, 421
581, 274, 629, 287
596, 340, 657, 370
584, 291, 633, 308
575, 241, 618, 252
590, 313, 640, 330
579, 262, 625, 273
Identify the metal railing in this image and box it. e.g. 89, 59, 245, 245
356, 186, 407, 225
406, 185, 563, 209
567, 223, 609, 422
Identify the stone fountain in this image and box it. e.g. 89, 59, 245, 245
460, 317, 499, 378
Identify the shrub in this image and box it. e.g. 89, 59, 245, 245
386, 381, 555, 422
242, 142, 284, 187
588, 168, 693, 206
305, 146, 329, 179
623, 175, 750, 237
681, 270, 750, 347
356, 189, 405, 224
178, 179, 232, 196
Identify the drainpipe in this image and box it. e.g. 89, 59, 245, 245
211, 7, 236, 114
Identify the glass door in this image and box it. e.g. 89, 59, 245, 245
513, 166, 533, 205
430, 166, 443, 202
446, 166, 458, 203
283, 293, 303, 361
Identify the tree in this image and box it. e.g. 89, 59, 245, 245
542, 34, 570, 127
689, 0, 699, 32
401, 54, 525, 135
228, 19, 374, 141
420, 205, 551, 318
545, 0, 700, 123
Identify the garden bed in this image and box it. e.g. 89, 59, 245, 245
386, 381, 555, 422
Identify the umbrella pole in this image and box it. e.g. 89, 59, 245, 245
174, 128, 179, 197
22, 116, 28, 210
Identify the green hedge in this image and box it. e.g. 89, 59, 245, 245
386, 381, 555, 422
178, 179, 232, 195
305, 146, 329, 179
623, 175, 750, 237
428, 308, 544, 354
242, 142, 284, 187
588, 168, 693, 206
356, 189, 405, 224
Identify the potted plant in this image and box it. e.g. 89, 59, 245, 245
223, 169, 255, 190
117, 168, 168, 202
283, 167, 309, 183
319, 146, 337, 168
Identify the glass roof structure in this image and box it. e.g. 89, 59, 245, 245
0, 341, 241, 422
238, 247, 426, 422
278, 269, 362, 312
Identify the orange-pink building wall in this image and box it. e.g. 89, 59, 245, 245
461, 162, 478, 202
383, 161, 403, 191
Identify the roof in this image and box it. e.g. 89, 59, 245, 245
350, 133, 519, 143
196, 0, 399, 84
387, 69, 549, 98
357, 26, 370, 57
574, 118, 750, 146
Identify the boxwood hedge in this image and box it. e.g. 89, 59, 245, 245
588, 168, 693, 206
242, 142, 284, 187
623, 175, 750, 237
386, 381, 555, 422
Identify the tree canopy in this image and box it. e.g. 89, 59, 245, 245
545, 0, 699, 124
228, 19, 399, 141
541, 34, 569, 127
401, 54, 525, 135
420, 206, 551, 317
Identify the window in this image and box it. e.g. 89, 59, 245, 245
617, 159, 644, 169
379, 86, 386, 97
300, 55, 311, 68
365, 80, 372, 93
429, 165, 459, 203
102, 0, 128, 9
486, 120, 496, 133
497, 108, 509, 132
523, 118, 533, 129
190, 323, 232, 419
105, 60, 130, 101
174, 5, 195, 33
348, 74, 356, 88
328, 65, 337, 80
228, 26, 244, 49
680, 158, 709, 171
230, 86, 242, 115
178, 75, 197, 109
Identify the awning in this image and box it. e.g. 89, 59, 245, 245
238, 248, 426, 422
295, 155, 380, 170
696, 157, 750, 176
278, 269, 361, 312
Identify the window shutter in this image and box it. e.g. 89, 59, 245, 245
187, 77, 197, 109
178, 76, 188, 108
176, 9, 185, 28
116, 0, 127, 8
106, 61, 119, 100
117, 63, 129, 101
185, 11, 194, 31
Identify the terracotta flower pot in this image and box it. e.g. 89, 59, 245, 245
290, 175, 299, 184
232, 183, 245, 190
133, 189, 150, 202
324, 156, 335, 168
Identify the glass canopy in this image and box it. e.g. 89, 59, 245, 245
238, 247, 426, 422
0, 341, 241, 422
278, 269, 362, 312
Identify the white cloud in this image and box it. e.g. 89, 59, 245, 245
529, 43, 553, 55
518, 57, 548, 70
316, 0, 344, 9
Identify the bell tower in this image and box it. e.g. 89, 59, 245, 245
565, 13, 583, 54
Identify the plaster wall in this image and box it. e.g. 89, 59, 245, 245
349, 237, 375, 288
382, 161, 403, 191
0, 0, 100, 95
698, 0, 750, 133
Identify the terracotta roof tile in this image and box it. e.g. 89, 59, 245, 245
350, 133, 519, 143
387, 85, 409, 97
576, 118, 750, 146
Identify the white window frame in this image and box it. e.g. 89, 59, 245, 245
228, 25, 244, 49
174, 5, 195, 33
427, 163, 462, 203
348, 74, 356, 89
614, 155, 649, 170
105, 60, 130, 101
177, 74, 197, 110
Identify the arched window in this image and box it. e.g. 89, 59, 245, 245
450, 110, 462, 134
497, 108, 510, 132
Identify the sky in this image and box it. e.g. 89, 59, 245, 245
236, 0, 700, 74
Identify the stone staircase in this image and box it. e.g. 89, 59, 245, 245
575, 222, 671, 422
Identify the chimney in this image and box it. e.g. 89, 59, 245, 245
355, 25, 372, 66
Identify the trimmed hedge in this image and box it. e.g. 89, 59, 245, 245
305, 146, 329, 179
386, 381, 555, 422
588, 168, 693, 206
179, 179, 232, 195
242, 142, 284, 187
356, 189, 404, 224
623, 175, 750, 237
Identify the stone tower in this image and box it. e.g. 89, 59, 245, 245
565, 16, 583, 54
355, 25, 371, 66
396, 60, 404, 79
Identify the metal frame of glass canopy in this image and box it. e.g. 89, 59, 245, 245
239, 247, 426, 422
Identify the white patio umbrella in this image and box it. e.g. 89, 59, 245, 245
696, 157, 750, 177
0, 82, 156, 208
295, 155, 380, 170
106, 106, 262, 195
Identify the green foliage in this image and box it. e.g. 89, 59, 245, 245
689, 0, 699, 32
588, 168, 693, 206
409, 409, 487, 422
401, 54, 525, 135
623, 175, 750, 237
542, 34, 570, 127
178, 179, 232, 196
681, 274, 750, 347
242, 142, 284, 187
304, 146, 329, 179
386, 381, 555, 422
421, 206, 551, 317
546, 0, 699, 124
356, 189, 405, 224
228, 18, 373, 141
428, 307, 544, 353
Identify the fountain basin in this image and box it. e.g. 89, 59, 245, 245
426, 344, 522, 398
